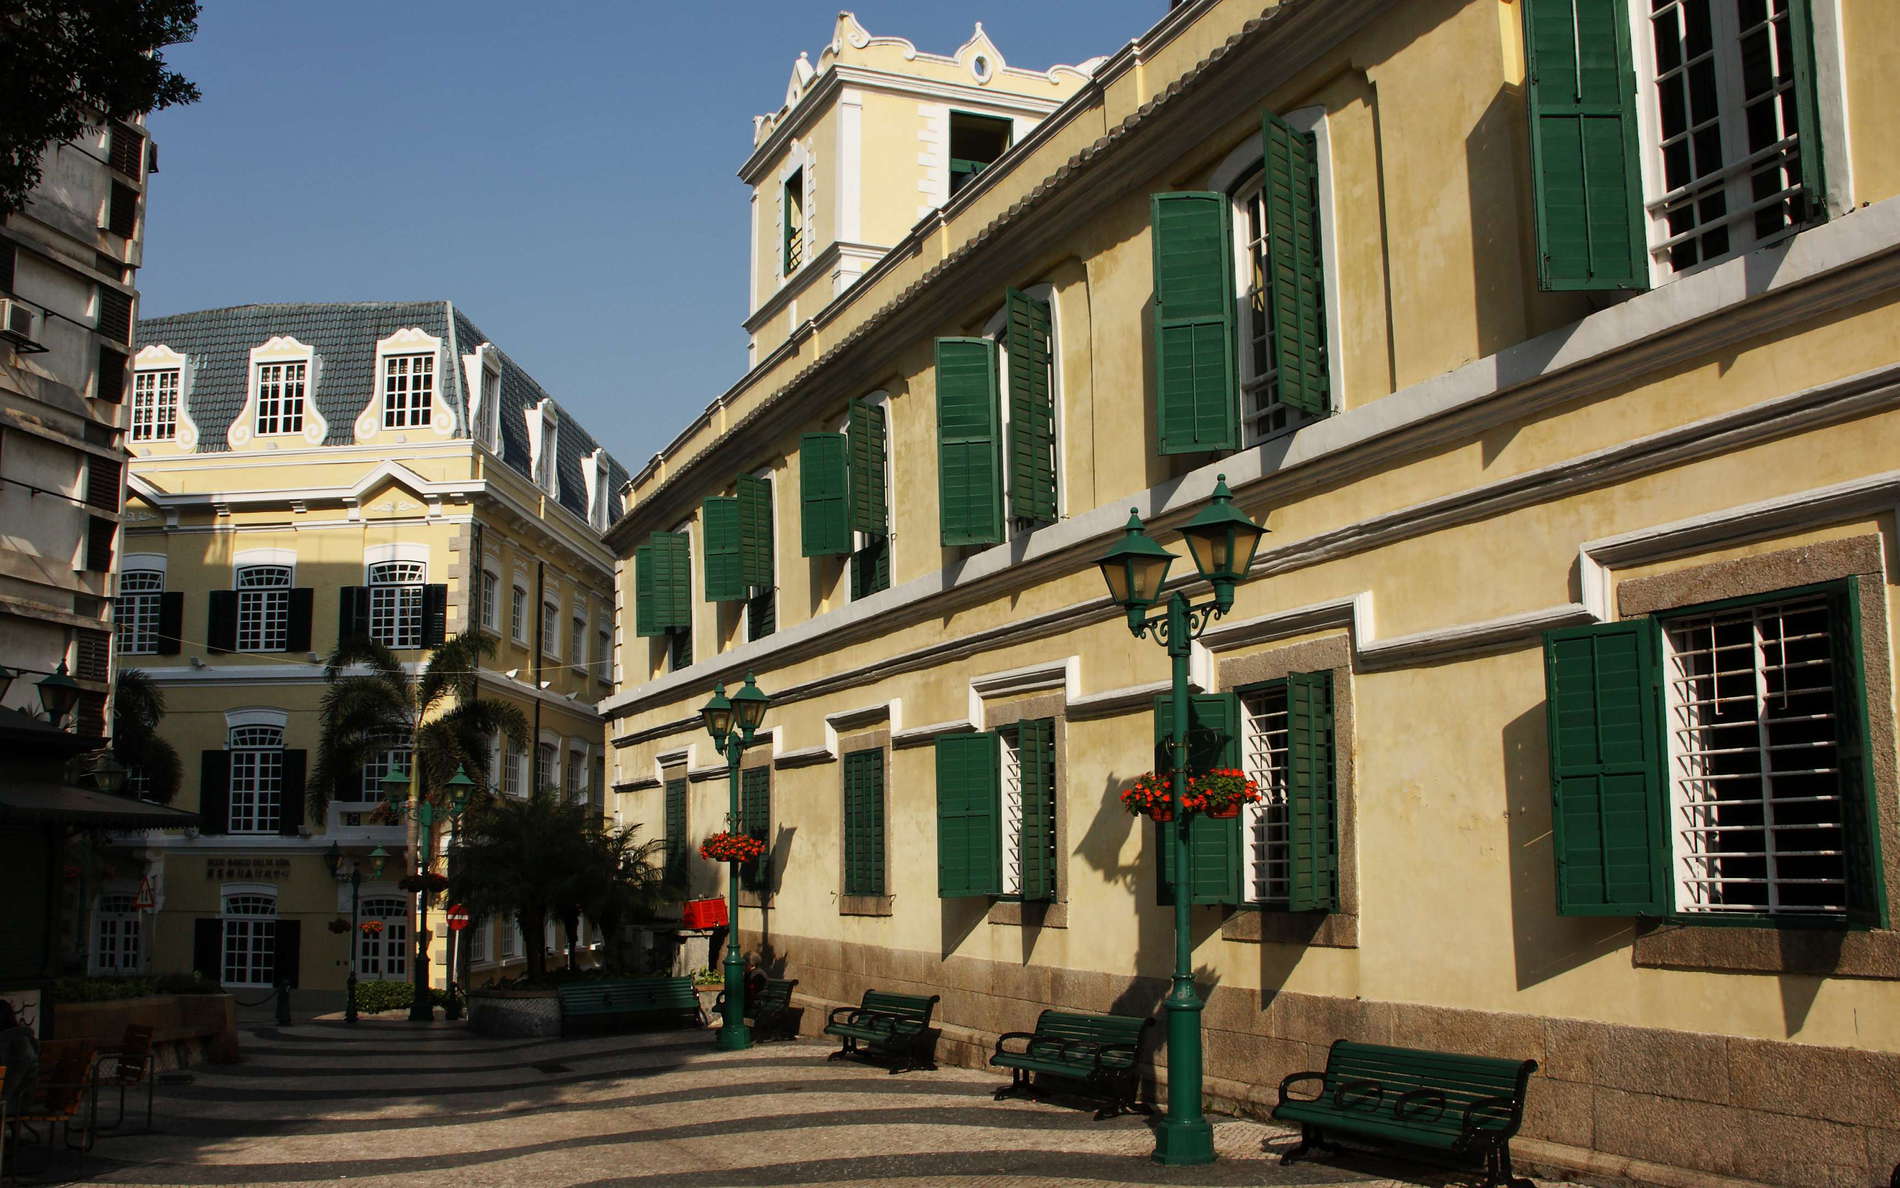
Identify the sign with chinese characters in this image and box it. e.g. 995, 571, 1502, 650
205, 856, 293, 882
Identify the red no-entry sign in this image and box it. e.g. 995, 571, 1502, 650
445, 904, 469, 931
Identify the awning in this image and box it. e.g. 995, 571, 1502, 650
0, 781, 199, 830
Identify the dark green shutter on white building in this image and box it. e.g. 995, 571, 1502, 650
1283, 671, 1337, 911
1150, 192, 1238, 454
664, 777, 688, 884
736, 473, 773, 590
1154, 693, 1242, 905
843, 748, 885, 896
1262, 114, 1329, 417
848, 398, 888, 538
701, 497, 744, 602
1542, 620, 1667, 915
1015, 718, 1057, 902
740, 766, 770, 893
800, 433, 851, 557
935, 732, 1002, 897
936, 337, 1004, 547
650, 531, 691, 630
1522, 0, 1648, 291
1003, 289, 1056, 525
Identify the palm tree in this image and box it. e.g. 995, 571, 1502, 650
112, 668, 181, 802
448, 787, 664, 980
310, 631, 528, 822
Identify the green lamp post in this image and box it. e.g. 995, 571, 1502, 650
1095, 476, 1266, 1167
381, 763, 475, 1022
699, 673, 771, 1052
328, 842, 388, 1024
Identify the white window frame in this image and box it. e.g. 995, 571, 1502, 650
356, 896, 410, 981
1000, 731, 1025, 897
130, 368, 179, 442
511, 581, 529, 644
1207, 105, 1340, 446
565, 746, 586, 802
368, 560, 426, 649
357, 732, 410, 804
571, 611, 587, 669
92, 892, 142, 974
479, 566, 500, 633
117, 567, 164, 654
381, 352, 435, 430
542, 596, 560, 659
529, 401, 560, 496
253, 360, 307, 438
227, 724, 284, 834
219, 888, 277, 987
468, 916, 490, 965
234, 563, 293, 653
535, 740, 557, 795
597, 626, 613, 684
1240, 683, 1294, 906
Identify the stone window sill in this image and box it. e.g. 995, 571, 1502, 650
839, 894, 892, 917
987, 900, 1067, 928
1221, 907, 1358, 949
1633, 921, 1900, 978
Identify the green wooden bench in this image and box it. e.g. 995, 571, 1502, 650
990, 1009, 1154, 1119
713, 977, 800, 1041
557, 977, 704, 1036
823, 990, 939, 1073
1272, 1040, 1538, 1188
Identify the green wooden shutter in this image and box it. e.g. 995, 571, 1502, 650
650, 531, 691, 629
848, 399, 888, 537
634, 545, 659, 637
844, 748, 886, 895
1523, 0, 1647, 291
1154, 693, 1241, 905
935, 732, 1001, 897
850, 536, 889, 600
800, 432, 851, 557
736, 474, 774, 590
1284, 671, 1337, 911
664, 777, 687, 885
701, 497, 744, 602
1151, 192, 1238, 454
936, 337, 1004, 547
1016, 717, 1057, 902
741, 766, 771, 893
1543, 620, 1666, 915
1785, 0, 1828, 229
1004, 289, 1057, 524
1262, 115, 1329, 417
1831, 585, 1887, 927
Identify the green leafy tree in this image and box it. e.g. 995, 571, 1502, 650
309, 631, 528, 823
449, 788, 665, 980
0, 1, 202, 217
112, 667, 180, 802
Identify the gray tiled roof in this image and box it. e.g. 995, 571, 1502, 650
136, 301, 630, 519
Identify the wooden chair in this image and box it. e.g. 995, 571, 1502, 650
93, 1024, 155, 1133
12, 1039, 98, 1152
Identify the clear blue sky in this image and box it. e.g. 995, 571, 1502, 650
139, 1, 1165, 467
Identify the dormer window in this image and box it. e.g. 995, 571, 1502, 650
254, 361, 306, 436
783, 168, 805, 276
131, 368, 179, 441
949, 112, 1012, 197
530, 402, 560, 496
480, 365, 501, 449
382, 353, 434, 429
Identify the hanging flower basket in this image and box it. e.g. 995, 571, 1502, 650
327, 917, 351, 935
1185, 769, 1261, 819
359, 920, 385, 936
1118, 772, 1175, 819
397, 871, 449, 896
698, 832, 766, 864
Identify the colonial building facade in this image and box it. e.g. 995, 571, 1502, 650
114, 301, 627, 999
606, 3, 1899, 1183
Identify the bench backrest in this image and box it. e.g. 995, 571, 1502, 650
1322, 1041, 1535, 1129
860, 990, 937, 1023
1033, 1010, 1151, 1050
559, 977, 696, 1012
757, 978, 797, 1011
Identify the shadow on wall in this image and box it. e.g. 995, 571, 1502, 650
1502, 702, 1634, 991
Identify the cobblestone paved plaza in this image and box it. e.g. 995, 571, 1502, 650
26, 1018, 1581, 1187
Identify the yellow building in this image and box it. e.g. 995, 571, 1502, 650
111, 300, 626, 1005
605, 3, 1900, 1183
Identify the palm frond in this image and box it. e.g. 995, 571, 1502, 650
418, 632, 495, 714
324, 635, 408, 691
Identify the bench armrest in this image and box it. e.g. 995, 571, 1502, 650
1276, 1071, 1327, 1104
1333, 1078, 1384, 1110
826, 1005, 861, 1026
992, 1031, 1040, 1056
1460, 1094, 1522, 1136
1069, 1041, 1139, 1071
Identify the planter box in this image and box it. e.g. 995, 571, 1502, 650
52, 993, 238, 1068
468, 988, 561, 1038
681, 898, 727, 929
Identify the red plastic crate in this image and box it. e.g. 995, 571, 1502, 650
681, 898, 727, 929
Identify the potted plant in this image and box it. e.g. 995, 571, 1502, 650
1185, 768, 1261, 819
1118, 772, 1176, 822
326, 917, 351, 935
698, 831, 766, 864
359, 919, 385, 937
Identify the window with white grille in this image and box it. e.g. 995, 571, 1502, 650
228, 725, 284, 833
130, 369, 178, 442
1240, 684, 1293, 905
511, 585, 528, 643
1637, 0, 1815, 274
368, 561, 425, 648
541, 599, 559, 657
501, 923, 521, 960
220, 892, 276, 985
565, 749, 584, 801
480, 570, 499, 631
93, 893, 141, 973
357, 735, 410, 803
502, 740, 526, 798
254, 361, 306, 436
536, 742, 557, 794
571, 615, 587, 668
382, 353, 434, 429
1231, 172, 1321, 445
1663, 593, 1850, 917
356, 896, 409, 979
235, 564, 291, 652
117, 569, 162, 654
468, 917, 490, 964
999, 733, 1024, 896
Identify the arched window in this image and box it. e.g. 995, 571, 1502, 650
368, 561, 426, 648
220, 891, 277, 986
228, 724, 284, 833
356, 897, 409, 980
